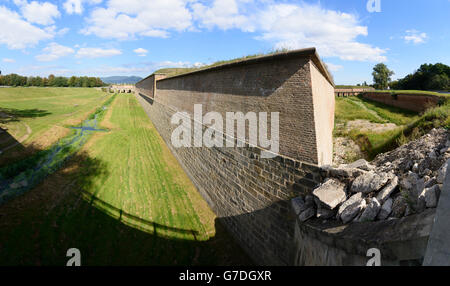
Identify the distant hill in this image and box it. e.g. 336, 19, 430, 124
101, 76, 143, 84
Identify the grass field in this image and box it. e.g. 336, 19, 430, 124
0, 91, 249, 266
0, 88, 108, 164
335, 95, 449, 160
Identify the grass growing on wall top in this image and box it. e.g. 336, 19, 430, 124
153, 49, 291, 77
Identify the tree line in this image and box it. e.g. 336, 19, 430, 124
390, 63, 449, 91
0, 74, 106, 87
371, 63, 449, 91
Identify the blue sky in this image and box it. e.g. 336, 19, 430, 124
0, 0, 449, 84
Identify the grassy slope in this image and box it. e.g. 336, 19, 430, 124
334, 95, 449, 160
0, 88, 108, 166
0, 87, 107, 143
0, 94, 249, 266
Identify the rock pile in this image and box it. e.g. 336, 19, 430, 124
293, 128, 450, 224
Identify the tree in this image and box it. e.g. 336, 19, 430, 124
48, 74, 55, 86
394, 63, 450, 91
68, 76, 77, 87
0, 73, 104, 87
372, 63, 394, 90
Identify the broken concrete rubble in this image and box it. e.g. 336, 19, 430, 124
351, 171, 390, 194
292, 128, 449, 224
392, 196, 408, 218
377, 198, 393, 221
341, 199, 366, 224
420, 185, 441, 208
359, 198, 381, 222
312, 178, 346, 210
337, 193, 362, 218
376, 176, 399, 203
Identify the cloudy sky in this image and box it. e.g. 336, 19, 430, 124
0, 0, 449, 84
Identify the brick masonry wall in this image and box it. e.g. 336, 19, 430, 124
136, 74, 167, 98
134, 52, 333, 265
362, 92, 441, 112
135, 93, 323, 265
154, 56, 320, 164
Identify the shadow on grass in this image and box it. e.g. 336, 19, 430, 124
355, 94, 418, 115
0, 107, 52, 165
0, 145, 253, 266
0, 129, 20, 153
0, 107, 51, 124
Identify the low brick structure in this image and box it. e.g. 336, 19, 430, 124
335, 87, 375, 97
135, 48, 335, 265
110, 85, 135, 93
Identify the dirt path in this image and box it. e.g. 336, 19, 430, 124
350, 99, 385, 122
346, 119, 399, 133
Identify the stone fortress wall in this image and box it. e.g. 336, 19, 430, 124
135, 48, 335, 265
134, 47, 447, 265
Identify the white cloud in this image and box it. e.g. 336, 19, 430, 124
63, 0, 82, 14
133, 48, 148, 56
63, 0, 102, 15
36, 42, 75, 61
193, 1, 385, 62
76, 1, 386, 62
403, 30, 428, 44
253, 3, 386, 62
2, 58, 16, 63
13, 0, 27, 6
57, 27, 70, 36
21, 1, 60, 25
76, 47, 122, 58
192, 0, 253, 31
0, 6, 54, 49
81, 0, 192, 40
325, 63, 343, 72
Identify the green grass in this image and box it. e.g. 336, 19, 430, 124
350, 96, 419, 125
0, 92, 249, 266
335, 95, 449, 160
335, 97, 385, 124
0, 87, 108, 143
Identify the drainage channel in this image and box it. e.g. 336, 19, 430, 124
0, 95, 116, 205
